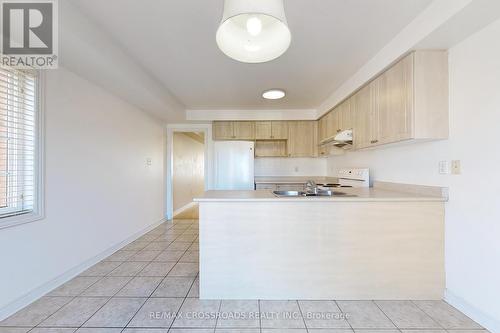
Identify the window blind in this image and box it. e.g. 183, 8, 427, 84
0, 66, 38, 218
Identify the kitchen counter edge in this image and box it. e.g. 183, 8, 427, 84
194, 187, 448, 203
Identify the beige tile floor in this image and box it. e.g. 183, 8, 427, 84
0, 219, 489, 333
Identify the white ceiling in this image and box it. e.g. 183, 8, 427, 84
70, 0, 433, 111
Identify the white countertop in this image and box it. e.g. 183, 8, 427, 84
194, 187, 447, 202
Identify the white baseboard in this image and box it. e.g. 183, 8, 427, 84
0, 218, 166, 321
445, 289, 500, 333
173, 201, 197, 217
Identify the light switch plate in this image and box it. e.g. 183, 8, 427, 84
451, 160, 461, 174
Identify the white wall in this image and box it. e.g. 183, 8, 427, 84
255, 158, 327, 177
0, 67, 166, 317
173, 133, 204, 211
60, 0, 185, 122
328, 19, 500, 332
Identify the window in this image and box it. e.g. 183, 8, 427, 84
0, 66, 43, 228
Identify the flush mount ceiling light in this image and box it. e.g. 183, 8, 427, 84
216, 0, 292, 63
262, 89, 286, 100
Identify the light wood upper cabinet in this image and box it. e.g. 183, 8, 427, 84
213, 122, 234, 140
255, 140, 287, 157
326, 100, 352, 136
352, 51, 448, 149
375, 54, 413, 144
255, 122, 272, 139
353, 84, 375, 149
324, 111, 338, 139
338, 99, 353, 131
318, 116, 328, 143
271, 121, 288, 140
255, 121, 289, 140
233, 122, 255, 140
288, 121, 318, 157
213, 121, 255, 140
215, 52, 448, 154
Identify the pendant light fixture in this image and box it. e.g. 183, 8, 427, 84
216, 0, 292, 63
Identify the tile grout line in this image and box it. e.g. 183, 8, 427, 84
334, 300, 355, 333
39, 221, 185, 332
213, 297, 223, 333
372, 300, 403, 333
70, 224, 184, 330
165, 220, 198, 332
145, 229, 197, 299
73, 265, 144, 330
186, 272, 200, 299
119, 220, 186, 333
29, 270, 110, 331
23, 296, 76, 333
127, 220, 197, 331
1, 221, 180, 332
117, 221, 181, 332
258, 299, 262, 333
406, 300, 445, 330
410, 300, 447, 330
296, 300, 309, 333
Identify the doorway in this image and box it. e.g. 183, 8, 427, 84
166, 124, 213, 220
172, 132, 205, 219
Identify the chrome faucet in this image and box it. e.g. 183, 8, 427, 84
305, 180, 318, 194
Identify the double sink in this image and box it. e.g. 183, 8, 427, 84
273, 190, 357, 198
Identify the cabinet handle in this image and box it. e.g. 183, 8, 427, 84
370, 140, 379, 144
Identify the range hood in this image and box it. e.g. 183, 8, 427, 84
320, 129, 353, 149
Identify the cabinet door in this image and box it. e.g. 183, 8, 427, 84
326, 110, 340, 137
338, 99, 353, 130
255, 141, 287, 157
376, 55, 413, 144
318, 117, 328, 143
213, 121, 234, 140
288, 121, 316, 157
271, 121, 288, 139
233, 122, 255, 140
353, 84, 373, 149
255, 122, 272, 139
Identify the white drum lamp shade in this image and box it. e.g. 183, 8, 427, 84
216, 0, 292, 63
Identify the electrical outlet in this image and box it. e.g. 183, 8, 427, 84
438, 161, 449, 174
146, 158, 152, 166
451, 160, 461, 175
294, 166, 299, 172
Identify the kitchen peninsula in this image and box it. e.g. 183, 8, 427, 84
194, 183, 447, 300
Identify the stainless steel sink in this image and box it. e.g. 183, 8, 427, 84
272, 190, 306, 197
312, 190, 341, 196
273, 190, 357, 197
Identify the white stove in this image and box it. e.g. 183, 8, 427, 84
317, 168, 370, 189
